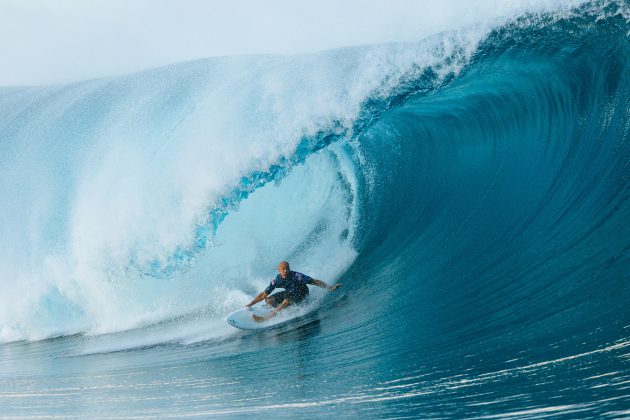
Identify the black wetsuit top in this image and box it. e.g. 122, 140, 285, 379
264, 271, 313, 299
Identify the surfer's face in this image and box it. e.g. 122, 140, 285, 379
278, 263, 290, 279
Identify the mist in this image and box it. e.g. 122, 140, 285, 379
0, 0, 583, 86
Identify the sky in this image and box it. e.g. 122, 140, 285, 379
0, 0, 581, 86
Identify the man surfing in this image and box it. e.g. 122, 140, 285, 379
246, 261, 342, 322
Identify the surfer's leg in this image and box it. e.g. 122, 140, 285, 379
264, 295, 277, 306
286, 290, 308, 306
265, 291, 287, 307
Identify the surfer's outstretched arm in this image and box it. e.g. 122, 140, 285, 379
309, 279, 342, 290
254, 299, 290, 322
246, 291, 268, 308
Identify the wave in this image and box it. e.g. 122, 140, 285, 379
0, 0, 628, 355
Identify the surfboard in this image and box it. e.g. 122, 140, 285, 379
226, 305, 276, 330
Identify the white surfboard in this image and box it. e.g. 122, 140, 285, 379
226, 301, 310, 330
225, 305, 276, 330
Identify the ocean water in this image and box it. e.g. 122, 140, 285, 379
1, 1, 629, 418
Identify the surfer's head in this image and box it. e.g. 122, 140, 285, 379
278, 261, 290, 279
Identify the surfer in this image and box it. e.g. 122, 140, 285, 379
246, 261, 342, 322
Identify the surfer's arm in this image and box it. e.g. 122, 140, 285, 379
309, 279, 342, 290
246, 291, 268, 308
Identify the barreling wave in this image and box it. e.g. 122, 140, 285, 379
0, 1, 629, 417
0, 0, 628, 360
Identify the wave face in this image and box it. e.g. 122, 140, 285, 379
0, 1, 629, 418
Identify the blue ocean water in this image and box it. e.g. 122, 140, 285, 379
1, 1, 629, 418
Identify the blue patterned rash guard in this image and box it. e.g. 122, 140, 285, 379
264, 271, 314, 299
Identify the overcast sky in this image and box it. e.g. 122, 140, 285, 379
0, 0, 580, 86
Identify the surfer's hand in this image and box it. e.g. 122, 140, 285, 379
245, 304, 253, 311
253, 314, 265, 322
329, 284, 342, 291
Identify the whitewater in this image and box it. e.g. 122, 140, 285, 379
1, 0, 629, 418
